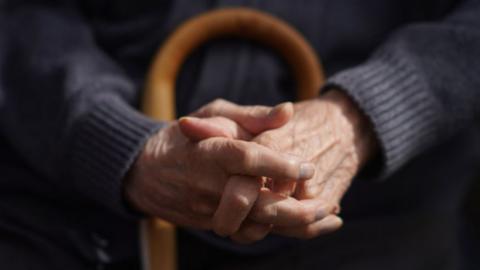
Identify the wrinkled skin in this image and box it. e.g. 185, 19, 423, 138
125, 89, 376, 243
181, 90, 377, 242
124, 108, 320, 230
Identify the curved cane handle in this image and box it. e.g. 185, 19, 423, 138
143, 7, 325, 120
141, 7, 325, 270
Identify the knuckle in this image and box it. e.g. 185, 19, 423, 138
199, 99, 226, 115
303, 232, 317, 240
235, 143, 258, 171
186, 195, 197, 212
341, 155, 358, 177
248, 105, 268, 117
255, 132, 278, 149
230, 194, 251, 210
252, 204, 278, 223
206, 138, 231, 162
333, 167, 349, 180
215, 140, 241, 171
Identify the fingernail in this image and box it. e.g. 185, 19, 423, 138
268, 102, 291, 118
323, 216, 343, 231
299, 163, 315, 180
179, 116, 196, 122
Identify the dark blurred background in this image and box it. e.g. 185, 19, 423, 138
0, 0, 478, 268
464, 157, 480, 268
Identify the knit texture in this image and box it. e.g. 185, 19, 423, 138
326, 49, 442, 178
71, 96, 163, 216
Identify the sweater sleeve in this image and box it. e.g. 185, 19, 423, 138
0, 3, 163, 216
324, 0, 480, 179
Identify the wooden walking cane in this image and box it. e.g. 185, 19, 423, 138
141, 7, 325, 270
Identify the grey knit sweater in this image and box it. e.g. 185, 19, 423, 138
0, 0, 479, 269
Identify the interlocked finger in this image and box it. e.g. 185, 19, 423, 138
249, 189, 335, 226
230, 221, 273, 244
212, 175, 262, 236
193, 99, 294, 134
211, 139, 315, 181
272, 214, 343, 239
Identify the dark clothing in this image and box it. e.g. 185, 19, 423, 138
1, 0, 480, 269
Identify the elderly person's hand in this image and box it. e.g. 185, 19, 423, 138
181, 90, 377, 242
124, 112, 316, 230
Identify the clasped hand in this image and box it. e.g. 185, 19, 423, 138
126, 90, 376, 243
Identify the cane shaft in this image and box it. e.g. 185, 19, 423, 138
141, 8, 325, 270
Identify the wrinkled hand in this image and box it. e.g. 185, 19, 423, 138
182, 90, 377, 241
124, 113, 316, 231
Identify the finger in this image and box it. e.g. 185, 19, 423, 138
249, 189, 335, 226
294, 145, 350, 200
296, 157, 356, 212
193, 99, 294, 134
215, 139, 316, 181
271, 180, 297, 196
179, 116, 252, 142
212, 175, 262, 236
230, 222, 272, 244
272, 215, 343, 239
241, 102, 293, 133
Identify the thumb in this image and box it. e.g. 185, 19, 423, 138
194, 100, 294, 135
178, 116, 252, 142
246, 102, 294, 134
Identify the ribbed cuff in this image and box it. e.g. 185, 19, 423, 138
71, 96, 164, 217
325, 50, 442, 179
